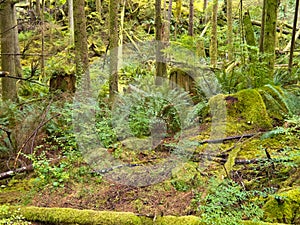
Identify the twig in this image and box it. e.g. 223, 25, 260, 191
13, 113, 61, 168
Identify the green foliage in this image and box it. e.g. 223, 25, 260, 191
0, 205, 30, 225
194, 178, 264, 225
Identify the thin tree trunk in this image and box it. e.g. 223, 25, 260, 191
36, 0, 41, 18
109, 0, 119, 104
175, 0, 181, 39
68, 0, 74, 45
155, 0, 167, 83
210, 0, 218, 68
203, 0, 208, 24
188, 0, 194, 36
96, 0, 102, 20
288, 0, 299, 73
40, 0, 45, 77
74, 0, 90, 90
227, 0, 233, 61
0, 0, 18, 101
259, 0, 266, 53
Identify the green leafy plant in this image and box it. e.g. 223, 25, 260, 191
0, 205, 30, 225
195, 178, 264, 225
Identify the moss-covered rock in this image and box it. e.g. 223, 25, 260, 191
208, 89, 272, 136
263, 187, 300, 224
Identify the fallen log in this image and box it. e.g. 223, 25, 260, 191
0, 164, 33, 180
199, 133, 258, 144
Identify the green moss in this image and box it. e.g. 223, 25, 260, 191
263, 187, 300, 224
155, 215, 203, 225
10, 206, 152, 225
208, 89, 272, 137
226, 89, 272, 131
171, 162, 203, 191
2, 206, 291, 225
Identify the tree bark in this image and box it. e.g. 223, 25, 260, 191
263, 0, 280, 74
109, 0, 119, 104
243, 11, 257, 61
188, 0, 194, 36
68, 0, 74, 45
155, 0, 167, 84
209, 0, 218, 68
227, 0, 233, 61
0, 0, 18, 101
259, 0, 266, 53
74, 0, 90, 90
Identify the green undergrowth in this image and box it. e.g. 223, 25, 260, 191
0, 205, 292, 225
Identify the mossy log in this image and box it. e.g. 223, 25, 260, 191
2, 206, 292, 225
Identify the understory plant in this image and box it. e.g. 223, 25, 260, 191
195, 178, 264, 225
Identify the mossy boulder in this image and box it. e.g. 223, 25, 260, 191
263, 187, 300, 224
209, 89, 272, 135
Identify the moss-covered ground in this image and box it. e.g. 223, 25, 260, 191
0, 89, 299, 224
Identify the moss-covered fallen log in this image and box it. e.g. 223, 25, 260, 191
2, 206, 292, 225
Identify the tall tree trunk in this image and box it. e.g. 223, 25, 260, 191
175, 0, 181, 39
109, 0, 119, 104
288, 0, 300, 73
96, 0, 102, 21
227, 0, 233, 61
243, 11, 257, 62
12, 4, 22, 78
0, 0, 18, 101
263, 0, 280, 74
210, 0, 218, 68
155, 0, 167, 84
203, 0, 208, 24
188, 0, 194, 36
36, 0, 41, 18
74, 0, 90, 90
68, 0, 74, 45
259, 0, 266, 53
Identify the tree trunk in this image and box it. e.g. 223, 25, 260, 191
210, 0, 218, 68
243, 11, 257, 61
175, 0, 182, 39
13, 3, 22, 78
155, 0, 167, 84
109, 0, 119, 104
259, 0, 266, 53
96, 0, 102, 21
203, 0, 208, 24
68, 0, 74, 45
0, 0, 18, 101
263, 0, 280, 74
188, 0, 194, 36
74, 0, 90, 90
288, 0, 300, 73
227, 0, 233, 61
